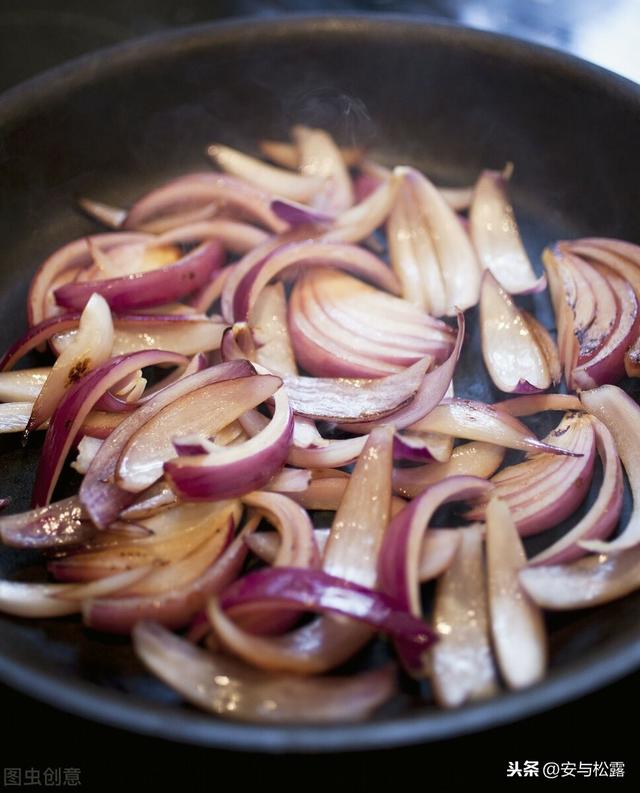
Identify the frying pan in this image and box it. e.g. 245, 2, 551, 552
0, 15, 638, 753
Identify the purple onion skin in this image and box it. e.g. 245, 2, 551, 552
164, 412, 294, 501
271, 199, 333, 227
54, 240, 224, 312
0, 313, 81, 372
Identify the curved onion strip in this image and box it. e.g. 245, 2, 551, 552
261, 467, 311, 494
233, 240, 401, 322
344, 313, 464, 433
78, 240, 181, 282
519, 543, 640, 610
380, 476, 492, 615
217, 568, 435, 669
54, 240, 224, 312
293, 125, 354, 213
164, 383, 293, 501
82, 513, 247, 633
123, 172, 287, 233
28, 233, 151, 328
470, 169, 545, 295
485, 497, 547, 689
579, 385, 640, 552
71, 436, 103, 474
259, 138, 363, 170
494, 393, 583, 416
410, 398, 578, 456
77, 197, 127, 229
243, 491, 320, 570
404, 167, 481, 315
157, 220, 270, 256
33, 349, 187, 507
250, 282, 299, 376
0, 496, 92, 549
27, 294, 114, 432
542, 248, 579, 386
322, 426, 393, 587
116, 374, 281, 493
0, 368, 50, 402
80, 360, 254, 527
522, 311, 562, 386
530, 419, 622, 565
1, 313, 81, 372
133, 621, 395, 724
464, 412, 596, 535
392, 442, 504, 499
208, 143, 322, 202
480, 270, 551, 393
429, 526, 499, 707
284, 357, 430, 423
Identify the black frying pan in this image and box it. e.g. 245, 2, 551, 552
0, 15, 639, 753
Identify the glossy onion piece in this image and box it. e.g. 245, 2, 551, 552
470, 168, 545, 294
404, 167, 481, 315
116, 373, 281, 493
207, 143, 322, 202
519, 543, 640, 610
77, 197, 127, 229
288, 268, 454, 378
380, 476, 492, 617
393, 442, 505, 499
0, 368, 50, 402
251, 283, 299, 376
157, 219, 270, 256
123, 172, 287, 234
323, 426, 393, 587
579, 385, 640, 552
464, 412, 596, 535
33, 349, 187, 507
480, 271, 553, 393
530, 418, 622, 565
392, 431, 452, 463
78, 239, 181, 282
429, 526, 499, 707
292, 125, 354, 213
0, 313, 82, 372
283, 357, 430, 423
164, 382, 293, 501
133, 621, 395, 724
216, 567, 436, 669
233, 239, 401, 322
485, 497, 547, 689
27, 294, 114, 432
495, 393, 582, 417
259, 138, 363, 170
344, 313, 464, 433
54, 240, 224, 312
80, 360, 254, 527
27, 233, 151, 327
0, 496, 94, 549
411, 398, 576, 456
83, 513, 247, 633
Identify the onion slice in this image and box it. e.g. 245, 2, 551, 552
470, 168, 545, 294
0, 368, 50, 402
292, 125, 354, 213
579, 385, 640, 552
0, 496, 93, 549
133, 621, 396, 723
485, 497, 547, 688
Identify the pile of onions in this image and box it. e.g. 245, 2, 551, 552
0, 124, 639, 725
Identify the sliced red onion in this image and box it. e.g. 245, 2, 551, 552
157, 220, 270, 256
133, 620, 395, 723
27, 294, 114, 433
261, 467, 312, 494
485, 497, 547, 689
70, 436, 103, 475
480, 270, 553, 393
119, 482, 178, 521
164, 380, 293, 501
529, 418, 622, 565
34, 349, 188, 507
250, 282, 299, 376
116, 373, 281, 493
292, 125, 354, 213
233, 239, 400, 323
429, 526, 499, 707
80, 359, 254, 527
411, 398, 579, 456
54, 240, 224, 312
271, 199, 334, 227
216, 567, 435, 669
83, 513, 246, 633
1, 313, 81, 372
470, 168, 546, 295
77, 197, 127, 229
283, 356, 430, 423
28, 233, 151, 328
0, 495, 94, 549
520, 542, 640, 610
404, 167, 481, 315
207, 143, 323, 202
522, 310, 562, 386
494, 393, 583, 417
259, 139, 363, 170
343, 313, 464, 433
78, 240, 181, 282
579, 385, 640, 552
393, 442, 506, 499
123, 172, 287, 233
392, 432, 448, 463
0, 368, 50, 402
464, 412, 596, 535
379, 476, 492, 615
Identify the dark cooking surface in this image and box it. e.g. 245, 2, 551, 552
0, 3, 638, 778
